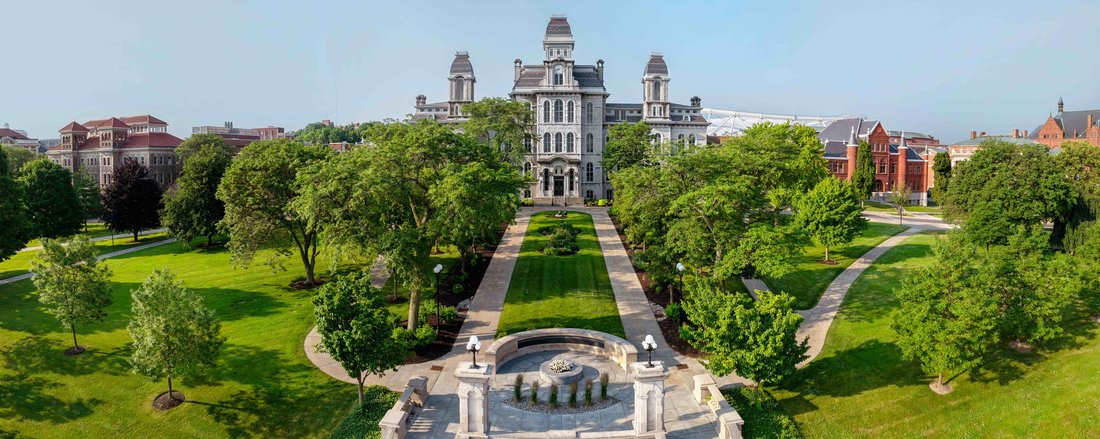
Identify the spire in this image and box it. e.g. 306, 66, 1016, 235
1058, 96, 1064, 114
848, 126, 857, 145
899, 131, 907, 148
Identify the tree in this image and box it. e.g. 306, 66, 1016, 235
794, 178, 868, 263
128, 268, 224, 407
931, 152, 952, 204
0, 148, 30, 262
889, 184, 912, 225
30, 236, 112, 355
162, 144, 232, 247
461, 97, 537, 165
602, 122, 653, 172
433, 161, 526, 273
217, 139, 331, 286
102, 159, 163, 241
174, 133, 236, 164
1053, 141, 1100, 249
681, 279, 808, 403
73, 168, 101, 231
850, 141, 875, 204
18, 160, 83, 239
2, 144, 38, 175
294, 122, 362, 145
312, 273, 408, 404
892, 235, 998, 393
943, 141, 1071, 247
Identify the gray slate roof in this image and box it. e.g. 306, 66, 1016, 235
450, 52, 473, 75
819, 118, 880, 143
1057, 109, 1100, 136
546, 16, 572, 36
513, 65, 605, 89
644, 54, 668, 75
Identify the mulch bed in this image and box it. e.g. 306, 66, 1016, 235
152, 391, 185, 410
609, 216, 703, 358
64, 346, 86, 356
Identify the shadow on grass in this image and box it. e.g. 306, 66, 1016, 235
1, 336, 131, 378
779, 339, 922, 405
0, 371, 103, 424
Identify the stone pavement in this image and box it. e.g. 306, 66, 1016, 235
0, 237, 177, 287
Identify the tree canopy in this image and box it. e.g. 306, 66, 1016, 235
30, 235, 112, 354
162, 144, 232, 247
293, 122, 362, 145
602, 122, 654, 172
931, 152, 952, 203
18, 159, 83, 239
217, 139, 331, 286
174, 133, 236, 164
794, 177, 867, 262
2, 144, 38, 175
851, 141, 875, 202
101, 159, 164, 241
461, 97, 537, 165
73, 168, 101, 229
0, 148, 30, 261
1053, 141, 1100, 249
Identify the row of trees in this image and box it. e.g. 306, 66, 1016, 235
894, 139, 1100, 393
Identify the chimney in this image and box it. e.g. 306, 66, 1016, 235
514, 59, 523, 81
1089, 114, 1095, 128
970, 131, 977, 139
1013, 128, 1020, 138
1023, 129, 1029, 138
596, 59, 604, 81
690, 96, 701, 107
979, 131, 986, 137
416, 94, 427, 106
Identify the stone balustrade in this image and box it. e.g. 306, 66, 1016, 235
692, 374, 744, 439
378, 376, 429, 439
485, 328, 638, 372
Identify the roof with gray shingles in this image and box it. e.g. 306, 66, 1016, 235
546, 16, 572, 36
513, 66, 605, 89
449, 52, 473, 75
644, 54, 668, 75
819, 118, 880, 143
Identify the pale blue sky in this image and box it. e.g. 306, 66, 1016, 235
3, 0, 1098, 143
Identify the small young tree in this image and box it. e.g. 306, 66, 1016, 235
128, 269, 224, 408
313, 273, 409, 404
18, 160, 83, 239
851, 141, 875, 206
795, 178, 868, 263
102, 158, 163, 241
892, 236, 998, 393
30, 236, 112, 355
162, 144, 232, 247
889, 184, 913, 225
931, 152, 952, 204
0, 148, 30, 262
73, 168, 102, 231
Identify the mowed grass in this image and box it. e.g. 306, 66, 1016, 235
0, 240, 382, 438
0, 231, 170, 280
22, 223, 113, 248
496, 211, 624, 338
763, 223, 906, 309
771, 232, 1100, 438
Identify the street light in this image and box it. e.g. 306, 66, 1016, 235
466, 335, 482, 369
642, 334, 657, 368
433, 264, 443, 334
675, 262, 685, 303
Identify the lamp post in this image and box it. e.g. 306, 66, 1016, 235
675, 262, 685, 303
466, 335, 482, 369
433, 264, 443, 334
643, 334, 657, 368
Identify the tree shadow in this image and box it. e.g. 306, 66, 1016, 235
1, 336, 130, 378
0, 372, 103, 424
778, 339, 923, 403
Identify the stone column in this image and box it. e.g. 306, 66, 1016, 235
632, 361, 669, 435
455, 362, 492, 438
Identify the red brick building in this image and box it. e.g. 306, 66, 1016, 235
1029, 98, 1100, 148
46, 115, 183, 188
819, 118, 936, 205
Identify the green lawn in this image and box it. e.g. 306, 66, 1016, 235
496, 211, 624, 338
20, 223, 145, 248
763, 223, 906, 309
771, 232, 1100, 437
0, 232, 170, 280
0, 240, 385, 438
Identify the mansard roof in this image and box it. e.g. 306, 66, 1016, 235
449, 51, 474, 76
644, 54, 668, 75
819, 118, 881, 143
513, 65, 605, 89
545, 16, 572, 36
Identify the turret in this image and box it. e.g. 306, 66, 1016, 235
1058, 96, 1064, 114
543, 15, 574, 61
59, 122, 88, 151
690, 96, 701, 107
416, 95, 427, 107
642, 53, 670, 120
447, 51, 475, 118
845, 126, 858, 180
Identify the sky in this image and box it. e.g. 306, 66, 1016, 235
2, 0, 1098, 144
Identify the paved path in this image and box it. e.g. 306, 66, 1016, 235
0, 237, 177, 287
18, 228, 167, 252
863, 210, 951, 230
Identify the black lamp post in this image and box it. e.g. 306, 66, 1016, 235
643, 334, 657, 368
433, 263, 443, 334
466, 336, 482, 369
675, 262, 685, 303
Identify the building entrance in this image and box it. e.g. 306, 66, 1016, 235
553, 176, 565, 196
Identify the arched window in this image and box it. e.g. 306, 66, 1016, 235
586, 102, 594, 123
543, 133, 551, 153
454, 77, 464, 101
651, 80, 661, 101
553, 68, 564, 85
555, 133, 563, 153
568, 169, 574, 192
543, 168, 550, 191
543, 101, 550, 123
523, 162, 531, 175
567, 101, 575, 123
586, 134, 594, 153
586, 162, 594, 182
554, 99, 563, 123
567, 133, 574, 152
524, 136, 532, 152
652, 133, 661, 143
688, 134, 696, 145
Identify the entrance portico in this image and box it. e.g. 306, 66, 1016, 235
535, 158, 582, 205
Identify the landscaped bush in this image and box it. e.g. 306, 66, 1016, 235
597, 199, 608, 206
541, 223, 580, 256
721, 387, 803, 439
665, 302, 683, 323
549, 383, 559, 408
396, 325, 437, 348
417, 298, 458, 325
599, 373, 609, 400
584, 379, 594, 406
514, 375, 524, 402
329, 386, 400, 439
568, 382, 578, 408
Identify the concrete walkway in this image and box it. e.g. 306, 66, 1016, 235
0, 237, 177, 287
18, 228, 167, 252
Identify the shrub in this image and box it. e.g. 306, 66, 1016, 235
328, 386, 401, 439
599, 373, 609, 401
548, 383, 559, 408
514, 374, 524, 402
722, 387, 803, 438
542, 225, 580, 256
568, 382, 578, 408
530, 380, 540, 406
678, 324, 694, 342
417, 299, 458, 324
584, 380, 593, 406
452, 283, 464, 296
665, 302, 683, 323
597, 199, 608, 206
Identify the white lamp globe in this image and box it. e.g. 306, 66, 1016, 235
434, 264, 443, 274
676, 262, 685, 272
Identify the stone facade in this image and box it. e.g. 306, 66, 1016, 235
45, 115, 183, 189
1029, 97, 1100, 148
413, 15, 708, 205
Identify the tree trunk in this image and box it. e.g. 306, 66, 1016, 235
168, 372, 174, 398
133, 229, 139, 242
356, 375, 365, 405
824, 246, 830, 263
937, 372, 943, 387
304, 263, 316, 286
207, 234, 213, 247
71, 325, 79, 350
407, 277, 422, 331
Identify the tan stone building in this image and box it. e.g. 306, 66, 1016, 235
46, 115, 183, 188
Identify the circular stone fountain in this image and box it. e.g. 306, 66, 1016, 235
539, 359, 583, 385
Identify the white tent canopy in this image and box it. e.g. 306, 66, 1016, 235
702, 108, 855, 137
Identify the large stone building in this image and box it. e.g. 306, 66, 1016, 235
820, 118, 936, 204
947, 129, 1039, 166
46, 115, 183, 188
193, 121, 286, 150
1029, 97, 1100, 148
413, 15, 708, 204
0, 123, 40, 154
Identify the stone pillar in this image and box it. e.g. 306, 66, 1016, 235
455, 362, 492, 438
632, 361, 669, 435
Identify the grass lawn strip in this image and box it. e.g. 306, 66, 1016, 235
496, 211, 625, 338
0, 232, 171, 280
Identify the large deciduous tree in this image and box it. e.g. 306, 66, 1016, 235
30, 235, 112, 355
217, 139, 331, 286
462, 97, 537, 165
794, 177, 867, 263
73, 168, 101, 231
851, 141, 875, 204
931, 152, 952, 204
294, 121, 363, 146
174, 133, 236, 164
18, 160, 83, 239
312, 273, 408, 404
1054, 141, 1100, 249
433, 161, 526, 273
162, 144, 232, 247
101, 158, 164, 241
128, 268, 224, 407
0, 148, 30, 261
2, 144, 38, 175
602, 122, 654, 172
